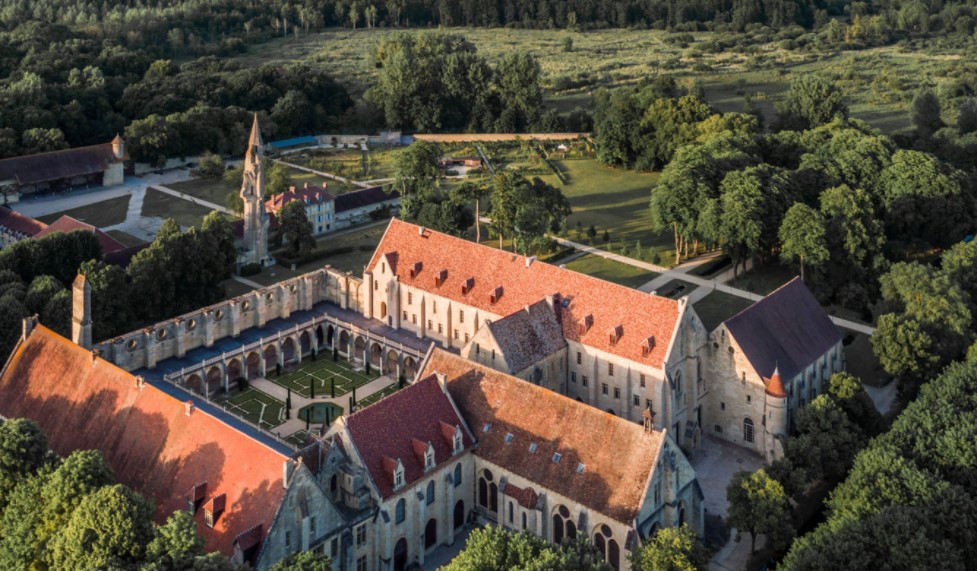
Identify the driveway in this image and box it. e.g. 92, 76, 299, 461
690, 436, 765, 519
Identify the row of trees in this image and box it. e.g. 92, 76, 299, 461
444, 524, 708, 571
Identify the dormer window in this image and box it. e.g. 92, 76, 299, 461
425, 445, 435, 470
642, 336, 656, 356
490, 286, 503, 304
435, 269, 448, 287
578, 314, 593, 335
461, 277, 475, 294
608, 325, 623, 345
453, 427, 463, 455
394, 467, 404, 488
410, 261, 422, 278
553, 453, 562, 464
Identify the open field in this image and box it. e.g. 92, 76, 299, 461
167, 178, 237, 206
229, 27, 960, 135
271, 357, 379, 399
36, 194, 130, 227
142, 187, 216, 228
692, 291, 755, 332
562, 254, 657, 288
222, 387, 286, 430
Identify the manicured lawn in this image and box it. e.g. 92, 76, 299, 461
223, 387, 286, 430
727, 262, 799, 296
542, 159, 676, 266
285, 430, 311, 446
563, 254, 657, 289
845, 333, 888, 388
651, 279, 699, 300
357, 384, 400, 408
692, 291, 755, 332
271, 357, 379, 399
167, 177, 237, 206
36, 194, 131, 228
142, 187, 216, 228
105, 229, 146, 247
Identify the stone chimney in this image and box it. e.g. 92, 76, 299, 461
72, 273, 92, 349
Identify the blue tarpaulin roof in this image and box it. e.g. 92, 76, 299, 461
269, 136, 318, 149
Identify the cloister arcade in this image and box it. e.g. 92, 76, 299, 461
164, 317, 424, 399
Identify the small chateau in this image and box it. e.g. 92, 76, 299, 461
0, 119, 845, 570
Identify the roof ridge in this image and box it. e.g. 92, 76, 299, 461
0, 141, 115, 164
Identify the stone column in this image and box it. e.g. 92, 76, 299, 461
256, 292, 267, 328
204, 310, 215, 348
280, 284, 291, 320
175, 319, 186, 358
363, 270, 374, 319
144, 329, 157, 369
230, 300, 241, 338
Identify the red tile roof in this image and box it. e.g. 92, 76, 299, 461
421, 349, 664, 524
0, 207, 47, 237
486, 300, 566, 374
368, 219, 680, 368
35, 215, 127, 254
265, 185, 335, 214
765, 368, 787, 398
503, 482, 540, 509
0, 326, 288, 557
344, 374, 472, 499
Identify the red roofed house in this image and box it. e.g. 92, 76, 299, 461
265, 184, 336, 235
363, 219, 710, 451
34, 214, 129, 255
703, 277, 843, 461
0, 320, 362, 570
0, 206, 46, 247
264, 182, 401, 237
377, 348, 700, 571
334, 372, 475, 571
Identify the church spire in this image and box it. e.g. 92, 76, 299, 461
246, 113, 263, 163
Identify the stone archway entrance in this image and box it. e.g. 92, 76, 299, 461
299, 331, 311, 355
246, 352, 261, 378
263, 345, 278, 371
370, 342, 383, 368
186, 373, 203, 395
454, 500, 465, 530
206, 366, 223, 394
282, 337, 297, 365
227, 359, 243, 383
386, 349, 399, 377
353, 337, 366, 363
404, 356, 417, 380
425, 518, 437, 550
338, 331, 350, 354
394, 538, 408, 571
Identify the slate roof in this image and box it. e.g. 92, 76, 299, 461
723, 277, 842, 382
335, 186, 399, 213
0, 206, 46, 237
486, 299, 567, 374
344, 374, 473, 499
265, 185, 335, 213
35, 215, 127, 254
0, 142, 123, 186
368, 219, 680, 368
421, 349, 664, 525
0, 325, 288, 558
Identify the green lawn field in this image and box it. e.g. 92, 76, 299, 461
271, 357, 379, 399
223, 387, 286, 430
36, 194, 131, 228
563, 254, 657, 289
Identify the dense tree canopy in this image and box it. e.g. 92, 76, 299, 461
442, 526, 610, 571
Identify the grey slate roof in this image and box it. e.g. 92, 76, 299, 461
334, 186, 399, 213
487, 299, 567, 374
723, 277, 841, 381
0, 143, 122, 185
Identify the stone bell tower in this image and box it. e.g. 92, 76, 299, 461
72, 273, 92, 349
240, 114, 272, 267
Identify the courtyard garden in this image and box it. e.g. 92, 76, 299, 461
270, 355, 379, 399
221, 387, 286, 430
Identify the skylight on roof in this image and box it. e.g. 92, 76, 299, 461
529, 443, 537, 454
576, 463, 586, 474
561, 297, 572, 308
553, 453, 562, 464
482, 423, 491, 433
505, 433, 513, 444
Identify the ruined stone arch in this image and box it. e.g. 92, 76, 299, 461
246, 352, 261, 378
282, 336, 298, 364
299, 330, 312, 355
226, 358, 243, 382
263, 344, 278, 370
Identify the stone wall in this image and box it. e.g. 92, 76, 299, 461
95, 266, 364, 372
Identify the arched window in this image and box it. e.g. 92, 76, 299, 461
743, 417, 755, 443
552, 505, 573, 544
478, 469, 495, 512
594, 524, 619, 570
427, 480, 435, 505
395, 498, 406, 524
454, 463, 462, 487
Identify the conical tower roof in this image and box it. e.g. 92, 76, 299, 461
248, 113, 262, 148
765, 366, 787, 399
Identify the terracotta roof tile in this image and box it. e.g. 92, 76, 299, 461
0, 326, 287, 557
421, 349, 663, 524
487, 300, 566, 374
368, 220, 680, 368
345, 375, 472, 499
35, 215, 127, 254
0, 207, 46, 237
264, 185, 335, 213
503, 482, 540, 509
724, 277, 841, 381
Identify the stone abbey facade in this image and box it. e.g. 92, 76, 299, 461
0, 217, 845, 570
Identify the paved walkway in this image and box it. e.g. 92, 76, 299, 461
273, 158, 373, 188
549, 236, 875, 335
253, 373, 397, 436
231, 275, 265, 289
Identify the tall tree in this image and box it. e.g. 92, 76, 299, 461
276, 200, 316, 256
726, 469, 792, 554
394, 140, 441, 219
910, 89, 943, 138
779, 203, 828, 281
628, 525, 708, 571
455, 181, 490, 242
776, 75, 848, 131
